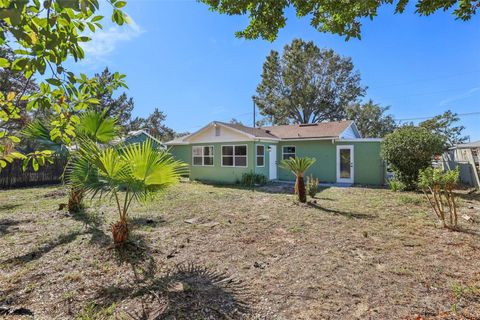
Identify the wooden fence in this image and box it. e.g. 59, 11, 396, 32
0, 157, 68, 189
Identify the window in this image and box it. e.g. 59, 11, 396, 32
222, 145, 247, 167
192, 146, 214, 166
256, 145, 265, 167
282, 146, 296, 160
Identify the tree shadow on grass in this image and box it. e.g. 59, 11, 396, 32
1, 209, 111, 267
94, 262, 251, 319
307, 201, 376, 220
1, 230, 85, 267
0, 218, 33, 236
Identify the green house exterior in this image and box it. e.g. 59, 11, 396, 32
167, 121, 385, 186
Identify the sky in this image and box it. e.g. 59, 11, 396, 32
68, 0, 480, 140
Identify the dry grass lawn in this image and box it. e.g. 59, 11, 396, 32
0, 181, 479, 319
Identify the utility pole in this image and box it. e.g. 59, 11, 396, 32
252, 96, 256, 128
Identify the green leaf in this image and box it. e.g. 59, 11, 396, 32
114, 1, 126, 8
32, 158, 39, 171
46, 78, 62, 86
0, 58, 10, 67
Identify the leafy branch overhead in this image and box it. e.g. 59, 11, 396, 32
0, 0, 129, 170
201, 0, 479, 41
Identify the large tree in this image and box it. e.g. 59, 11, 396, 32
254, 39, 365, 125
201, 0, 478, 41
91, 68, 134, 134
419, 110, 468, 147
347, 100, 397, 138
0, 0, 128, 171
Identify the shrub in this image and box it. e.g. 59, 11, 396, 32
381, 126, 444, 190
306, 175, 319, 198
240, 172, 267, 186
388, 178, 406, 192
418, 167, 459, 228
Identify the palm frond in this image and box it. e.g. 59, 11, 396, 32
22, 120, 68, 155
280, 157, 316, 177
76, 110, 118, 144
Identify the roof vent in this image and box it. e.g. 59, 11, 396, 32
299, 123, 318, 127
265, 130, 271, 134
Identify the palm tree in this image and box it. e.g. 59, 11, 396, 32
280, 157, 316, 203
22, 110, 118, 212
66, 138, 188, 244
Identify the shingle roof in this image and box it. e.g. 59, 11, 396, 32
215, 121, 278, 139
165, 120, 353, 144
261, 120, 353, 139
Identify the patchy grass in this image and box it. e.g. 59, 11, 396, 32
0, 182, 479, 319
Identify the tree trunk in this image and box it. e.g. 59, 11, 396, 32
68, 188, 84, 213
111, 216, 129, 244
297, 176, 307, 203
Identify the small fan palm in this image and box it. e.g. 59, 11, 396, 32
67, 139, 188, 244
280, 157, 316, 203
22, 110, 118, 212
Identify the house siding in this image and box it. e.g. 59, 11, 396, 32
169, 141, 271, 184
277, 140, 385, 185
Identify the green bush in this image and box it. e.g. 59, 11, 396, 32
381, 126, 444, 190
240, 172, 267, 186
388, 178, 406, 192
306, 175, 319, 198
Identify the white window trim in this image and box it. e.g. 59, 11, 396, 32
192, 145, 214, 167
282, 145, 296, 160
256, 144, 265, 167
221, 144, 248, 168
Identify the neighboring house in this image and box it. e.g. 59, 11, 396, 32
114, 130, 165, 149
442, 140, 480, 188
166, 120, 385, 186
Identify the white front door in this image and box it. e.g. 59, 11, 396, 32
336, 145, 354, 184
269, 145, 277, 180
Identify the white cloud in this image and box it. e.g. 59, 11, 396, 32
81, 15, 143, 60
439, 86, 480, 106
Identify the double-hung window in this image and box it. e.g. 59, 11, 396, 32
192, 146, 214, 166
256, 145, 265, 167
282, 146, 296, 160
222, 145, 247, 167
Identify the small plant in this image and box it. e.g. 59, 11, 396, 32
240, 172, 267, 186
388, 178, 406, 192
306, 175, 319, 198
418, 167, 459, 228
280, 157, 316, 203
67, 139, 188, 245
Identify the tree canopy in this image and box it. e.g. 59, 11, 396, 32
254, 39, 365, 125
128, 108, 176, 142
0, 0, 129, 170
201, 0, 479, 41
90, 68, 134, 134
419, 110, 469, 147
347, 100, 397, 138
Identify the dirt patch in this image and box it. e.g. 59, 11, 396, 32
0, 183, 479, 319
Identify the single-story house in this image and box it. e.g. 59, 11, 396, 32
166, 120, 385, 185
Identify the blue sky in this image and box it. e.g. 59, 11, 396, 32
70, 1, 480, 140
